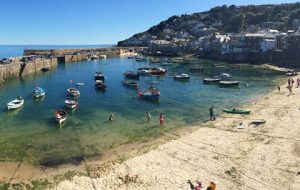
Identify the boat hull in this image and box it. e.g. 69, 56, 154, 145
7, 99, 24, 110
223, 109, 251, 114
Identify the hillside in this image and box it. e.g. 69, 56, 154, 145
118, 3, 300, 46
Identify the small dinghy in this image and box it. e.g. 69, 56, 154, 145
138, 87, 160, 100
33, 87, 45, 98
219, 81, 240, 87
174, 73, 190, 80
67, 88, 80, 97
122, 80, 139, 88
64, 99, 78, 109
76, 82, 84, 86
223, 108, 251, 114
124, 71, 139, 79
7, 96, 24, 110
55, 110, 67, 124
40, 67, 50, 72
94, 72, 105, 81
95, 80, 107, 90
203, 78, 221, 84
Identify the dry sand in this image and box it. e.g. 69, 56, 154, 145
53, 76, 300, 190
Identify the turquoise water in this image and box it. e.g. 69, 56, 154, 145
0, 45, 113, 58
0, 57, 284, 166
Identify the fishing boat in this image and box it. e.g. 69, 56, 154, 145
174, 73, 190, 80
7, 96, 24, 110
95, 80, 107, 90
203, 78, 221, 84
122, 80, 139, 88
135, 56, 146, 62
223, 108, 251, 114
94, 72, 105, 81
138, 87, 160, 100
55, 110, 67, 124
219, 81, 240, 87
215, 73, 231, 80
149, 67, 167, 75
40, 67, 50, 72
67, 88, 80, 97
33, 87, 45, 98
64, 99, 78, 109
124, 71, 139, 79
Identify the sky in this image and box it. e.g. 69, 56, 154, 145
0, 0, 298, 45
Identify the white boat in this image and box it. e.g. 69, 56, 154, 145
219, 80, 240, 86
99, 55, 107, 59
174, 73, 190, 80
90, 55, 99, 60
67, 88, 80, 97
76, 82, 85, 86
215, 73, 231, 80
171, 57, 183, 63
64, 99, 78, 109
7, 97, 24, 110
55, 110, 67, 124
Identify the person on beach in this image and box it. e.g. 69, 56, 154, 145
187, 180, 202, 190
291, 78, 295, 87
287, 85, 294, 96
209, 106, 215, 121
109, 113, 114, 121
297, 78, 300, 88
277, 86, 280, 92
159, 113, 164, 126
146, 112, 151, 122
288, 78, 291, 87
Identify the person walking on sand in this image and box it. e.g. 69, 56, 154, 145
297, 78, 300, 88
159, 113, 164, 126
146, 112, 151, 122
287, 85, 294, 96
277, 86, 280, 92
288, 78, 291, 87
209, 106, 215, 121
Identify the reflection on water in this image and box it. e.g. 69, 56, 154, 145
0, 57, 285, 165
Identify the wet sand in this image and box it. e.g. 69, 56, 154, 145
54, 76, 300, 190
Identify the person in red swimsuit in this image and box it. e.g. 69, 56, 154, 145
159, 113, 164, 126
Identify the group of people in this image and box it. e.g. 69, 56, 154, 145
280, 77, 300, 96
109, 112, 165, 126
188, 180, 217, 190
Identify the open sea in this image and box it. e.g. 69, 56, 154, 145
0, 47, 286, 166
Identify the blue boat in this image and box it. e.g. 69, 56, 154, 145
33, 87, 45, 98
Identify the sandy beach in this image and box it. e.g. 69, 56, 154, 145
50, 75, 300, 190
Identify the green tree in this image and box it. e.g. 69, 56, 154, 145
229, 14, 245, 32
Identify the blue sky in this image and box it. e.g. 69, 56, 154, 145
0, 0, 297, 45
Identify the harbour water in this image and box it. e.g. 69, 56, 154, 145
0, 57, 285, 166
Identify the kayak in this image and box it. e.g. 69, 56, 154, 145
223, 109, 251, 114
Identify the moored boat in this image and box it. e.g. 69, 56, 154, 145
76, 82, 85, 86
215, 73, 231, 80
64, 99, 78, 109
135, 56, 146, 62
94, 72, 105, 81
149, 67, 167, 75
67, 88, 80, 97
95, 80, 107, 90
40, 67, 50, 72
124, 71, 139, 79
203, 78, 221, 84
7, 96, 24, 110
223, 108, 251, 114
174, 73, 190, 80
138, 87, 160, 100
171, 57, 183, 63
55, 110, 67, 124
122, 80, 139, 88
33, 87, 45, 98
219, 80, 240, 86
90, 54, 99, 60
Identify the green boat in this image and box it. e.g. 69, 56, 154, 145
223, 108, 251, 114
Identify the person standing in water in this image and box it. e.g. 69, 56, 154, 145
209, 106, 215, 121
109, 113, 114, 121
146, 112, 151, 122
159, 113, 164, 126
